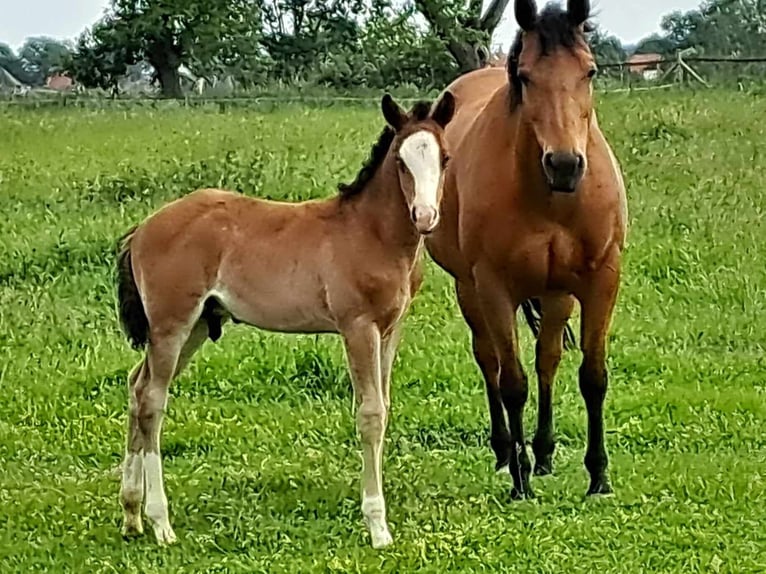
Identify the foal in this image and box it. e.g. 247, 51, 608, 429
116, 92, 455, 549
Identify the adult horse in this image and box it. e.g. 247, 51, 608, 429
426, 0, 627, 499
116, 92, 455, 549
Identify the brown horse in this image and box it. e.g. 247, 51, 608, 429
426, 0, 627, 499
116, 92, 455, 549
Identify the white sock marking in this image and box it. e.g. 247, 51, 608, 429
143, 452, 176, 544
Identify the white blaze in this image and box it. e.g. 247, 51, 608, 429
399, 130, 442, 216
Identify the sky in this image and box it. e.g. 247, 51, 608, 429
1, 0, 704, 52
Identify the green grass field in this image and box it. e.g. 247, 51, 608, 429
1, 90, 765, 573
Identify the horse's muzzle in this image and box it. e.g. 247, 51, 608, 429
543, 151, 585, 193
412, 206, 439, 234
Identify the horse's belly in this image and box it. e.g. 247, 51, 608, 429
211, 277, 336, 334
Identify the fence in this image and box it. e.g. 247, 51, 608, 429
1, 54, 765, 109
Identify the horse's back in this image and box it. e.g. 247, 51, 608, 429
443, 68, 507, 150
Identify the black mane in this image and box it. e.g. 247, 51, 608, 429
338, 126, 396, 198
507, 4, 594, 100
338, 99, 434, 199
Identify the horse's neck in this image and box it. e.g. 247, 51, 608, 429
348, 156, 421, 258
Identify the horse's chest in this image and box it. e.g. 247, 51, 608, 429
503, 227, 606, 294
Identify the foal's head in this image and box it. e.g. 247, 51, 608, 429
508, 0, 596, 193
381, 92, 455, 234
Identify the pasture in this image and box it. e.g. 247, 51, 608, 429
1, 90, 765, 572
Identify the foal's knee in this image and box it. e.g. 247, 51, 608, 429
357, 402, 387, 440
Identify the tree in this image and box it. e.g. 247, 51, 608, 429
261, 0, 364, 82
588, 27, 626, 66
0, 44, 31, 85
414, 0, 510, 73
69, 0, 262, 98
17, 37, 71, 85
634, 33, 676, 57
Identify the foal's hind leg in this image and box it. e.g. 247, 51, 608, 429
121, 360, 148, 537
121, 321, 208, 540
456, 281, 510, 472
136, 328, 193, 545
532, 295, 576, 476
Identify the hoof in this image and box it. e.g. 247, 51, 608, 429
510, 486, 535, 500
121, 520, 144, 539
494, 456, 511, 473
586, 478, 613, 497
533, 458, 553, 476
370, 528, 393, 549
365, 518, 393, 550
152, 522, 177, 546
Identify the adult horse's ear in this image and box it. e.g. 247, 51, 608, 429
431, 91, 456, 129
381, 93, 407, 131
515, 0, 537, 31
567, 0, 590, 26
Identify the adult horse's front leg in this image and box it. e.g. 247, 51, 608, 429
578, 259, 621, 496
474, 271, 533, 499
342, 320, 392, 549
532, 295, 576, 476
455, 281, 511, 472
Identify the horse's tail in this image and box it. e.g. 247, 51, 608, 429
116, 226, 149, 350
520, 298, 577, 351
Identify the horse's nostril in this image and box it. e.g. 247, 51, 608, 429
411, 207, 418, 222
576, 154, 585, 169
543, 152, 554, 169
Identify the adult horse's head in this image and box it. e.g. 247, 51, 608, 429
381, 92, 455, 234
509, 0, 596, 193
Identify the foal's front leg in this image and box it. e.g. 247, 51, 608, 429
342, 320, 392, 549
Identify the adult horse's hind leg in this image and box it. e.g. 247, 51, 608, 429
121, 359, 148, 537
342, 320, 392, 549
532, 295, 576, 476
455, 282, 511, 472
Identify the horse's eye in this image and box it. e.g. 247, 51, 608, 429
396, 157, 405, 170
518, 72, 531, 86
587, 68, 598, 79
442, 154, 450, 168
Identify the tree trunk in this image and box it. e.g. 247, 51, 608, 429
415, 0, 511, 74
446, 40, 483, 73
155, 63, 182, 98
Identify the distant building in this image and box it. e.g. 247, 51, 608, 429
45, 72, 74, 91
628, 53, 663, 80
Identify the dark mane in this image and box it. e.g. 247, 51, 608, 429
338, 126, 396, 198
507, 4, 594, 101
338, 99, 434, 199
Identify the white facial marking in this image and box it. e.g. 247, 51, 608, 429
399, 130, 442, 232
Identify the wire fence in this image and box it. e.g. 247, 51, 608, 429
1, 55, 765, 109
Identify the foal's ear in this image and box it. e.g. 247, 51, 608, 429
381, 93, 407, 131
515, 0, 537, 32
431, 91, 455, 129
567, 0, 590, 26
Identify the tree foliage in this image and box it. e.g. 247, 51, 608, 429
69, 0, 262, 97
414, 0, 510, 72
